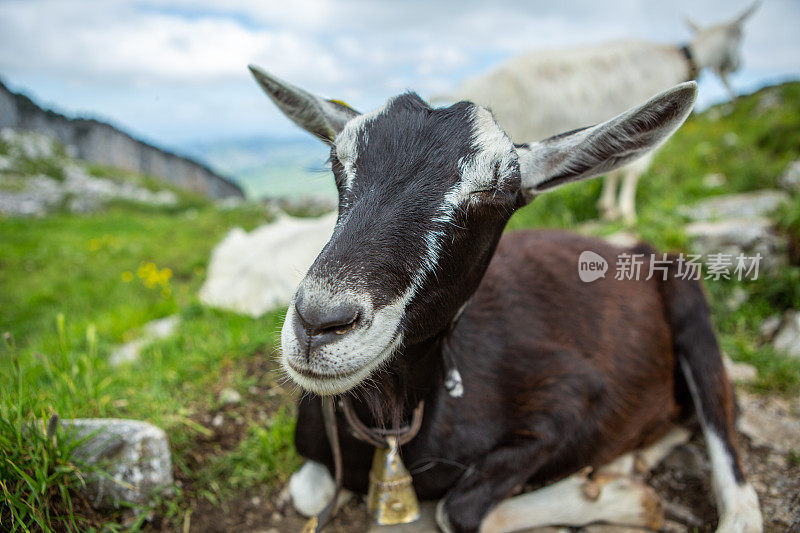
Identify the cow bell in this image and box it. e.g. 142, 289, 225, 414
366, 436, 420, 525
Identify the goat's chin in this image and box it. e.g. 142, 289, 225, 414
280, 334, 404, 396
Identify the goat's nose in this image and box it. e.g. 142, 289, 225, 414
293, 290, 362, 353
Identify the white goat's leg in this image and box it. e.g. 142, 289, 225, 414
479, 472, 662, 533
618, 168, 641, 225
478, 427, 692, 533
597, 172, 619, 220
617, 154, 653, 225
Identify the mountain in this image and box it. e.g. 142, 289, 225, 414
0, 79, 243, 199
184, 135, 336, 200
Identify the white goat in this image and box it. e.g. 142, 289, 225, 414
440, 3, 758, 223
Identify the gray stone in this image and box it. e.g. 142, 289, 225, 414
760, 314, 782, 339
661, 442, 709, 478
218, 387, 242, 405
723, 354, 758, 383
778, 160, 800, 192
773, 310, 800, 359
61, 418, 173, 509
685, 217, 785, 272
725, 286, 749, 311
737, 392, 800, 453
679, 190, 789, 222
603, 230, 639, 248
109, 315, 180, 367
702, 172, 727, 189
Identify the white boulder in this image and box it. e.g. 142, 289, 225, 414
199, 212, 336, 317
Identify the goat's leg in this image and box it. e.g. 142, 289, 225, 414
616, 153, 653, 225
434, 442, 558, 533
477, 471, 663, 533
597, 172, 619, 220
663, 273, 763, 533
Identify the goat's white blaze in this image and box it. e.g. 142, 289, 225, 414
334, 98, 396, 192
409, 106, 517, 299
679, 360, 763, 533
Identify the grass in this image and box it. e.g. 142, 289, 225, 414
1, 82, 799, 530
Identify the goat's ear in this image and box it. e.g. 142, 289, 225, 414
248, 65, 360, 143
516, 81, 697, 201
733, 1, 760, 26
683, 16, 702, 33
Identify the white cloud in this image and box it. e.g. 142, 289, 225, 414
0, 0, 797, 144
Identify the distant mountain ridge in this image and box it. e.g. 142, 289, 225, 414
0, 79, 243, 199
184, 135, 336, 200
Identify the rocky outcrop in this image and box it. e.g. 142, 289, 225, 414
0, 79, 242, 199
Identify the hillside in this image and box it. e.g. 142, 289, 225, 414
184, 135, 336, 200
1, 81, 799, 531
0, 79, 243, 199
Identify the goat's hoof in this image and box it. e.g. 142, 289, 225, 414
714, 483, 763, 533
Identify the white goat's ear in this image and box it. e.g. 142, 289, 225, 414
683, 16, 702, 33
249, 65, 360, 143
733, 1, 760, 26
517, 82, 697, 199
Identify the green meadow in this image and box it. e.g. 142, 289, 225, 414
1, 82, 799, 530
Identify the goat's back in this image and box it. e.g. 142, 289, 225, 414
436, 229, 678, 472
448, 40, 687, 143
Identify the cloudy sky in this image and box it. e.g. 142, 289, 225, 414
1, 0, 798, 151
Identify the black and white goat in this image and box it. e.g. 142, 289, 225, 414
249, 65, 762, 532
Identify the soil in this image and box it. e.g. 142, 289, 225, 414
140, 356, 799, 532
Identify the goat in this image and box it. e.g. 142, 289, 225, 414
248, 65, 762, 532
438, 2, 759, 224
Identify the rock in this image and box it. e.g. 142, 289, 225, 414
218, 388, 242, 406
685, 217, 785, 272
723, 355, 757, 383
61, 418, 173, 509
778, 160, 800, 192
109, 315, 180, 367
772, 310, 800, 359
760, 314, 782, 339
199, 212, 337, 317
725, 286, 748, 311
661, 442, 709, 479
737, 392, 800, 453
702, 173, 727, 189
603, 230, 639, 248
679, 190, 789, 222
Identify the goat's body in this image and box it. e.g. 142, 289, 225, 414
251, 66, 760, 530
449, 41, 688, 143
297, 230, 688, 497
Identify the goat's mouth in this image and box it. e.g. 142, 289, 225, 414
280, 333, 404, 396
285, 361, 363, 382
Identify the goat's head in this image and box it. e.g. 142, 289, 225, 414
685, 1, 759, 96
250, 65, 696, 395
